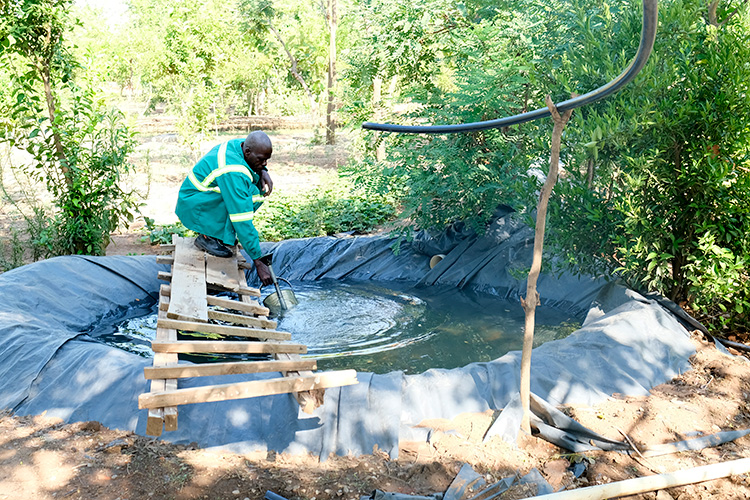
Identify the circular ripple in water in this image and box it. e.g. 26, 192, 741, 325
92, 280, 579, 375
274, 281, 434, 360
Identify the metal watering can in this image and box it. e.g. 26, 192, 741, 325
258, 254, 298, 316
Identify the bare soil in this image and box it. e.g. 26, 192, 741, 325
3, 121, 750, 499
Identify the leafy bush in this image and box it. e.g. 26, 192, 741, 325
345, 0, 750, 333
254, 177, 397, 241
142, 217, 195, 245
346, 16, 539, 235
540, 0, 750, 332
0, 83, 139, 256
0, 0, 140, 257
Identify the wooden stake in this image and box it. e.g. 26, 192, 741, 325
519, 96, 573, 435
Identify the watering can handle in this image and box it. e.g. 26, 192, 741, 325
259, 278, 295, 292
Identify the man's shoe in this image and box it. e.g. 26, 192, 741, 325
195, 234, 233, 258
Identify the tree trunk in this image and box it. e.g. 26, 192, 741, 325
586, 158, 595, 189
268, 23, 318, 119
373, 76, 385, 161
39, 62, 71, 187
325, 0, 337, 145
519, 96, 573, 435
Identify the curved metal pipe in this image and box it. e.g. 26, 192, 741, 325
362, 0, 658, 134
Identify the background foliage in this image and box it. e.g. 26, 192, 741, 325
0, 0, 139, 257
255, 176, 395, 241
538, 0, 750, 332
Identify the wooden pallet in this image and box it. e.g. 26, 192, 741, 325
140, 236, 357, 436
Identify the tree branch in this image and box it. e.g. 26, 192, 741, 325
267, 21, 317, 115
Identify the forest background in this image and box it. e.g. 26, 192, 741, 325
0, 0, 748, 339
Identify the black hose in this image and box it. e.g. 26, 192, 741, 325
362, 0, 658, 134
715, 337, 750, 353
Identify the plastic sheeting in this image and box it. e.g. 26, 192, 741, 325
0, 214, 697, 459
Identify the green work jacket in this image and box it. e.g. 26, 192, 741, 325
175, 139, 265, 260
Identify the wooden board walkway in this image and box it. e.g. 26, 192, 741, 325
140, 236, 357, 436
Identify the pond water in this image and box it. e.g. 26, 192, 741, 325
90, 280, 580, 375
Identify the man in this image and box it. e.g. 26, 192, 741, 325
175, 130, 274, 286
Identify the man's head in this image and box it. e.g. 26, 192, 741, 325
241, 131, 273, 174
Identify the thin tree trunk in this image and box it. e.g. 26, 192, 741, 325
325, 0, 337, 145
519, 96, 573, 435
373, 76, 384, 161
268, 23, 318, 118
38, 18, 70, 189
39, 64, 71, 186
586, 158, 595, 189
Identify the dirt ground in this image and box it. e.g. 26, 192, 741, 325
3, 122, 750, 499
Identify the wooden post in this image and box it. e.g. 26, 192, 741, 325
519, 95, 573, 435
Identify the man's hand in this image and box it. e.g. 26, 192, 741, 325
254, 258, 273, 286
260, 170, 274, 196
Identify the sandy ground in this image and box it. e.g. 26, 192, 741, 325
3, 123, 750, 499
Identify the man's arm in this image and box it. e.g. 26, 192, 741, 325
260, 169, 273, 196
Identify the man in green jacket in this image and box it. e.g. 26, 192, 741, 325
176, 130, 274, 285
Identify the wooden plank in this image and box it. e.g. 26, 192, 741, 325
205, 253, 241, 292
207, 295, 270, 316
237, 285, 261, 297
152, 340, 307, 354
144, 359, 318, 379
160, 244, 176, 253
158, 271, 172, 282
161, 285, 270, 317
156, 255, 174, 266
139, 370, 358, 409
207, 310, 277, 330
145, 285, 179, 436
166, 236, 208, 322
157, 318, 291, 341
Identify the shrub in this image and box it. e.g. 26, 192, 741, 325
254, 176, 397, 241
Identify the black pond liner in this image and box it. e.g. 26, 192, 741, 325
0, 213, 697, 458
